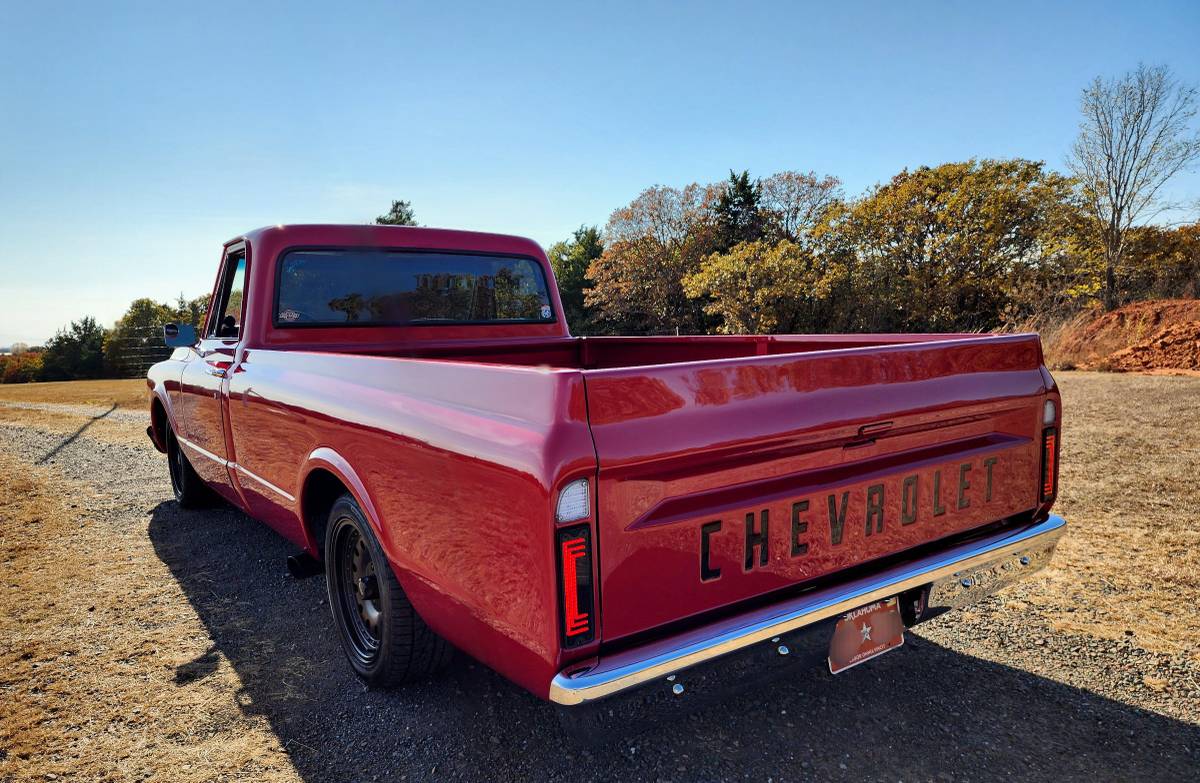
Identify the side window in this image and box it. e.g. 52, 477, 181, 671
209, 252, 247, 339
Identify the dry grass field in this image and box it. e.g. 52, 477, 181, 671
1028, 373, 1200, 658
0, 378, 150, 409
0, 371, 1197, 781
0, 455, 292, 782
0, 379, 150, 450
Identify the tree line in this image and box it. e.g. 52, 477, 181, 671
553, 163, 1197, 337
0, 296, 208, 384
3, 65, 1196, 383
551, 64, 1199, 336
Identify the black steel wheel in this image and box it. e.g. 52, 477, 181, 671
324, 494, 452, 687
166, 427, 211, 508
331, 521, 383, 665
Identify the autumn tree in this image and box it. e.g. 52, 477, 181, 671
685, 170, 846, 334
1068, 64, 1200, 309
586, 183, 721, 334
683, 239, 845, 333
376, 199, 418, 226
0, 351, 43, 384
1000, 202, 1103, 323
1120, 222, 1200, 300
546, 225, 603, 333
822, 159, 1076, 332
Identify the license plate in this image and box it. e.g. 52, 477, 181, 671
828, 596, 905, 674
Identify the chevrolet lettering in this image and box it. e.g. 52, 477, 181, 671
699, 458, 1002, 582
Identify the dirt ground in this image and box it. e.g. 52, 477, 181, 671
1039, 299, 1200, 373
0, 373, 1197, 782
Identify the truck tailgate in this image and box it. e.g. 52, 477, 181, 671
582, 334, 1050, 642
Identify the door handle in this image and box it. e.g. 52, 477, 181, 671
206, 366, 228, 379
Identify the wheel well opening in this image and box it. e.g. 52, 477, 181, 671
301, 469, 349, 559
150, 399, 168, 450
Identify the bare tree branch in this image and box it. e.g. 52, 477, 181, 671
759, 171, 843, 244
1068, 64, 1200, 309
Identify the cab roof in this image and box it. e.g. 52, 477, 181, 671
229, 224, 547, 261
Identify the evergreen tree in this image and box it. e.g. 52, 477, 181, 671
39, 317, 107, 380
376, 200, 418, 226
714, 170, 764, 251
546, 225, 604, 333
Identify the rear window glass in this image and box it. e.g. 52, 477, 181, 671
275, 249, 555, 326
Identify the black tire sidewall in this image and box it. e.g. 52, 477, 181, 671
166, 428, 189, 505
325, 495, 399, 684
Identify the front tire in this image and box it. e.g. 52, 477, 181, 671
325, 494, 452, 687
166, 427, 212, 508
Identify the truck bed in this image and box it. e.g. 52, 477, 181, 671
233, 330, 1049, 655
306, 331, 1049, 643
363, 331, 1050, 644
342, 332, 988, 369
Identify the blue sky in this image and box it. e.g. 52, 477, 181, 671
1, 1, 1198, 346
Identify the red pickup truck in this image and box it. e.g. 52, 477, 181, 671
147, 224, 1065, 709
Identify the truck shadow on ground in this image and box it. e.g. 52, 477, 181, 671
35, 403, 117, 464
148, 501, 1198, 783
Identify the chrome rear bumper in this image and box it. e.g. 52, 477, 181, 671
549, 514, 1065, 706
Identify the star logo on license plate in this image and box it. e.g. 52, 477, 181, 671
830, 598, 904, 674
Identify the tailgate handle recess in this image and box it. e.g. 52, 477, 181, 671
847, 420, 893, 447
858, 421, 893, 437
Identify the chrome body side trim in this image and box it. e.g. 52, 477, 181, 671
231, 462, 297, 503
177, 434, 227, 466
549, 515, 1065, 706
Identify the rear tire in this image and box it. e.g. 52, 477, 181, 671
166, 427, 212, 508
325, 494, 452, 687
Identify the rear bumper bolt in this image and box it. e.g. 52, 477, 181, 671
778, 645, 790, 656
1019, 556, 1031, 566
961, 577, 975, 588
672, 683, 684, 695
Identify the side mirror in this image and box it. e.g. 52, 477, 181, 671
163, 322, 198, 348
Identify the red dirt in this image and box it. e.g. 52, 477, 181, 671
1044, 299, 1200, 373
1107, 320, 1200, 373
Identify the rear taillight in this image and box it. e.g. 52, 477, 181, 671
557, 525, 594, 646
1040, 427, 1058, 501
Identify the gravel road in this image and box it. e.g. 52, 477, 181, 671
1, 399, 1197, 782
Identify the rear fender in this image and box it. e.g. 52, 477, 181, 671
297, 449, 444, 631
297, 448, 388, 559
